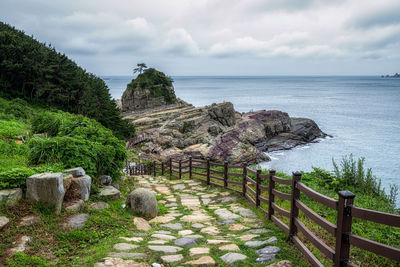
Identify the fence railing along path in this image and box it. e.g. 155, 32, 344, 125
126, 157, 400, 266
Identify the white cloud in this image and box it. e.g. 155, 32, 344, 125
0, 0, 399, 75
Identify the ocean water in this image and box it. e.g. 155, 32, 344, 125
103, 75, 400, 197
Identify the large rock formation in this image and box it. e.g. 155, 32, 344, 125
124, 101, 326, 163
121, 68, 176, 112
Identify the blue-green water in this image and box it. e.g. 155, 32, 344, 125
104, 75, 400, 198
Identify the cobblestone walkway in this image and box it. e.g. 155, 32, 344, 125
95, 175, 291, 267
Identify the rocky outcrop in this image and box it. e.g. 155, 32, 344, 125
124, 102, 326, 163
121, 68, 176, 112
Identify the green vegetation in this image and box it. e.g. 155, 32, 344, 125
0, 96, 127, 189
133, 63, 148, 74
124, 68, 176, 104
0, 22, 134, 139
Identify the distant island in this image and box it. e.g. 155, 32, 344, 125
381, 73, 400, 78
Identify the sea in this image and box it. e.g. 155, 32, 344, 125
103, 75, 400, 200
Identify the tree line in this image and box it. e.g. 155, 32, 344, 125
0, 22, 134, 139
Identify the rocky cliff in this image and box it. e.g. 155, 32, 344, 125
121, 68, 176, 112
124, 101, 326, 163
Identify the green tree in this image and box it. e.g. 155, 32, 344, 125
0, 22, 135, 139
133, 63, 147, 74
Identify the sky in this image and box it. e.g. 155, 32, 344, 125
1, 0, 400, 76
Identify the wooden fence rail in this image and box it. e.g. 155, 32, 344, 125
126, 157, 400, 266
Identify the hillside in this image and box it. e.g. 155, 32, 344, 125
0, 97, 126, 190
0, 22, 134, 139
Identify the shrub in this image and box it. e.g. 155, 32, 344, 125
28, 109, 127, 180
0, 164, 63, 190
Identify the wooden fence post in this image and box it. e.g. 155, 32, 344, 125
224, 161, 228, 188
256, 170, 261, 207
153, 161, 156, 177
161, 162, 165, 176
335, 191, 355, 267
268, 170, 276, 220
289, 171, 301, 240
189, 156, 192, 179
179, 160, 182, 179
242, 162, 247, 197
206, 158, 210, 185
169, 158, 172, 177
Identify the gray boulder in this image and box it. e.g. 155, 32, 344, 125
64, 167, 85, 177
126, 188, 158, 219
64, 175, 91, 201
99, 186, 120, 200
26, 172, 65, 214
0, 188, 22, 207
99, 175, 112, 186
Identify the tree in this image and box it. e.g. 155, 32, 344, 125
133, 63, 147, 74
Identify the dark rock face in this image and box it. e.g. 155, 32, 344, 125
208, 102, 236, 127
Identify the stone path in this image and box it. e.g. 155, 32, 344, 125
95, 175, 288, 266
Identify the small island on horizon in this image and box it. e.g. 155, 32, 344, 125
381, 73, 400, 78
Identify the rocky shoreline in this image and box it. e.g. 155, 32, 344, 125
123, 101, 327, 164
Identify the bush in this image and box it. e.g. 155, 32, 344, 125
28, 109, 127, 180
0, 164, 63, 190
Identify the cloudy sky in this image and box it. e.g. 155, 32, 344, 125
1, 0, 400, 75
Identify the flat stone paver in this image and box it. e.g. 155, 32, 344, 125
161, 254, 183, 263
189, 247, 210, 256
134, 217, 151, 231
185, 256, 215, 265
148, 245, 183, 253
220, 252, 247, 264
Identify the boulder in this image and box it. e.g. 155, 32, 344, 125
126, 188, 158, 219
0, 216, 9, 230
99, 175, 112, 186
26, 172, 65, 214
64, 175, 91, 201
64, 167, 85, 178
99, 186, 120, 200
0, 188, 22, 207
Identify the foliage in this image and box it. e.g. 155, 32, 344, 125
7, 253, 49, 267
0, 96, 127, 189
123, 68, 176, 104
0, 22, 134, 139
28, 110, 126, 180
133, 62, 147, 74
305, 154, 397, 209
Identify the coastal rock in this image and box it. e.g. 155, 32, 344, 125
126, 188, 158, 219
26, 172, 65, 214
0, 188, 22, 207
121, 68, 176, 112
124, 100, 326, 163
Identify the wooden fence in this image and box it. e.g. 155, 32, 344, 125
126, 157, 400, 266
